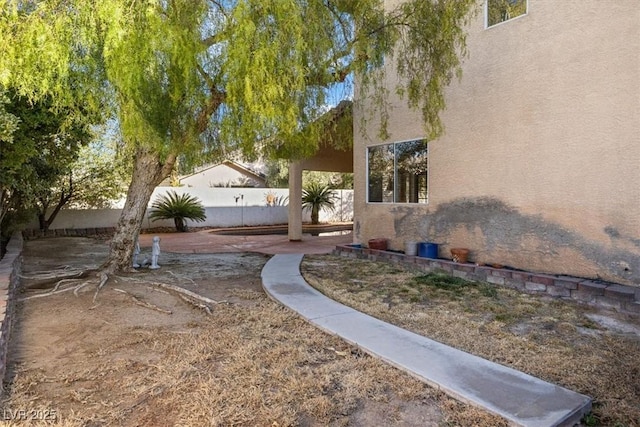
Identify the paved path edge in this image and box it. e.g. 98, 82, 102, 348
261, 254, 592, 427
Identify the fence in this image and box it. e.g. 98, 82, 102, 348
26, 188, 354, 230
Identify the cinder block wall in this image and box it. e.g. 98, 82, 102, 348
0, 233, 23, 386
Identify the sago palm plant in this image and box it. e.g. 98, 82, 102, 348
148, 191, 206, 232
302, 182, 337, 225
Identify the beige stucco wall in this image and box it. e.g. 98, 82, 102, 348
354, 0, 640, 285
180, 163, 265, 188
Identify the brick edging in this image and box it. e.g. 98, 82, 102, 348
0, 232, 24, 388
22, 227, 116, 240
333, 245, 640, 316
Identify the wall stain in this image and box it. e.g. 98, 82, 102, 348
390, 197, 640, 285
605, 226, 640, 250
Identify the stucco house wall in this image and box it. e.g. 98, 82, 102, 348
354, 1, 640, 286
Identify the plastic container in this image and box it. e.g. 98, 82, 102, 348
418, 242, 439, 258
405, 241, 418, 256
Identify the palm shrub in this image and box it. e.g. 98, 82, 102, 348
148, 191, 206, 232
302, 182, 337, 225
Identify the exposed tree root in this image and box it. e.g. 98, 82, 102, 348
19, 266, 227, 312
149, 281, 227, 307
114, 275, 229, 314
19, 284, 78, 301
18, 266, 104, 302
167, 271, 197, 286
73, 282, 91, 297
178, 295, 212, 315
51, 278, 80, 293
20, 268, 92, 289
19, 279, 93, 302
93, 272, 110, 304
113, 288, 172, 315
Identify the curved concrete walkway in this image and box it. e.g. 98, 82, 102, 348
261, 254, 592, 427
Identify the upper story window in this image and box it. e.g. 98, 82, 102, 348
486, 0, 527, 28
367, 139, 428, 204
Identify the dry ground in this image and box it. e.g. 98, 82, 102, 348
0, 238, 504, 427
301, 255, 640, 427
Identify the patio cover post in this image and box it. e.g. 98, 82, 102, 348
288, 160, 303, 241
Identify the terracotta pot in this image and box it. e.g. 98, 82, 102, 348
368, 238, 388, 251
450, 247, 469, 263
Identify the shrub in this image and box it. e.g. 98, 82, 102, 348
302, 182, 337, 225
149, 191, 206, 232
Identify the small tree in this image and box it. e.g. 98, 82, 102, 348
148, 191, 206, 232
35, 141, 129, 231
302, 182, 337, 225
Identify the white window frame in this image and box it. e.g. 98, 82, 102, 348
366, 138, 428, 205
485, 0, 528, 29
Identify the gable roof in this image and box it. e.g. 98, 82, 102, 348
180, 160, 266, 182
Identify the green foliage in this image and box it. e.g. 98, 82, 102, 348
263, 159, 290, 188
0, 90, 21, 226
0, 89, 98, 232
0, 91, 19, 145
302, 182, 337, 225
66, 141, 129, 209
28, 139, 129, 231
304, 171, 353, 190
1, 0, 476, 160
263, 160, 353, 190
149, 191, 206, 232
362, 0, 477, 141
1, 0, 476, 264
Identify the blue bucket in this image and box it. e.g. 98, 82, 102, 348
418, 242, 439, 259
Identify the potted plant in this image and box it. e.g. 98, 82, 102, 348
450, 247, 470, 263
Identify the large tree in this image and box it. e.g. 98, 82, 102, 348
0, 0, 475, 273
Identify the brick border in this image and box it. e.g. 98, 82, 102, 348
0, 233, 23, 386
333, 244, 640, 316
22, 227, 116, 240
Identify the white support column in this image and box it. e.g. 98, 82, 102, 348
288, 161, 303, 241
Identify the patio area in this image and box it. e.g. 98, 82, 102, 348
138, 226, 353, 255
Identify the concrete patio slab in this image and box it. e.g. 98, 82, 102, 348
138, 228, 352, 255
261, 254, 592, 427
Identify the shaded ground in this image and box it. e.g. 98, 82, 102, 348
301, 255, 640, 427
1, 237, 501, 426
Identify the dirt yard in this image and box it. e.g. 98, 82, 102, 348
301, 255, 640, 427
0, 237, 503, 426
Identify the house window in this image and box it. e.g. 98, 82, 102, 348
486, 0, 527, 28
367, 139, 427, 204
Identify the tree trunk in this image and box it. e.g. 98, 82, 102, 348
37, 199, 50, 231
174, 217, 187, 232
311, 207, 319, 225
41, 190, 72, 232
103, 147, 176, 273
38, 212, 48, 232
